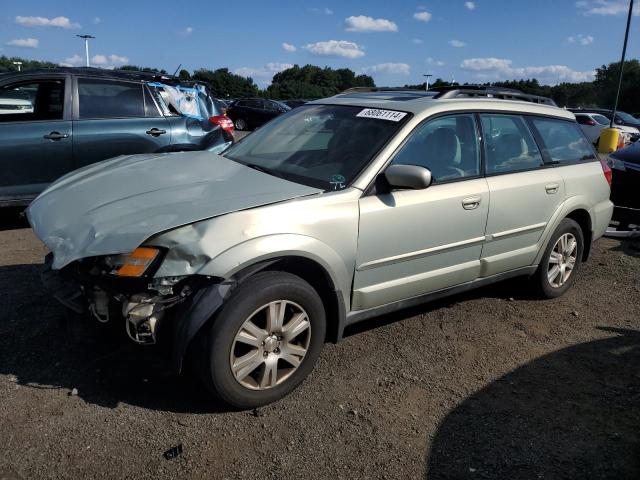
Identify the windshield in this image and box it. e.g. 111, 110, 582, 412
223, 104, 409, 190
592, 114, 610, 125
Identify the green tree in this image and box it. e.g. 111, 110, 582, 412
192, 68, 259, 98
178, 69, 191, 81
594, 59, 640, 113
0, 55, 57, 72
266, 65, 374, 99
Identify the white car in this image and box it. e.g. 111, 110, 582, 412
0, 97, 33, 114
574, 112, 639, 145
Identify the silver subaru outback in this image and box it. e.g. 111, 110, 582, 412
27, 87, 614, 408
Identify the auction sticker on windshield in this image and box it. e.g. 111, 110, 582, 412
356, 108, 407, 122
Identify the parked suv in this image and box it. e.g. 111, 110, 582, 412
226, 98, 291, 130
28, 87, 613, 408
0, 68, 233, 207
570, 108, 640, 141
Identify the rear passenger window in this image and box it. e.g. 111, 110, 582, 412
392, 114, 480, 183
78, 79, 144, 119
0, 80, 65, 122
480, 114, 543, 174
530, 118, 596, 163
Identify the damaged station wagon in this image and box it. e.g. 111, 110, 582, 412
28, 86, 614, 408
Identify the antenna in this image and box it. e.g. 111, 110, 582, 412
172, 64, 182, 77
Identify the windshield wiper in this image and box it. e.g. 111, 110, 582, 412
244, 163, 284, 179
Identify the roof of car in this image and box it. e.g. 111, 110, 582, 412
0, 67, 178, 83
310, 87, 574, 120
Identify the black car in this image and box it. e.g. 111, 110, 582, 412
0, 67, 234, 207
608, 142, 640, 229
226, 98, 291, 131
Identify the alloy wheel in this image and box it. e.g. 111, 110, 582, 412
230, 300, 311, 390
547, 233, 578, 288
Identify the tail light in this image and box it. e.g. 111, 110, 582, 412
585, 119, 597, 126
209, 115, 234, 133
599, 157, 613, 186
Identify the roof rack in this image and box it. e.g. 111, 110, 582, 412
340, 85, 557, 106
431, 85, 557, 106
339, 87, 436, 96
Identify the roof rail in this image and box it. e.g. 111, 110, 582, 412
340, 86, 436, 96
432, 85, 557, 106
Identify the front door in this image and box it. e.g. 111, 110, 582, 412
72, 77, 171, 168
353, 113, 489, 311
0, 77, 72, 203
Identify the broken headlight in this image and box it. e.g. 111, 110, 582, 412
104, 247, 162, 278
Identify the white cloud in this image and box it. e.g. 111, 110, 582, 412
362, 62, 411, 75
576, 0, 639, 15
449, 39, 466, 47
93, 17, 101, 24
465, 1, 476, 10
180, 26, 193, 35
235, 62, 293, 79
6, 38, 38, 48
344, 15, 398, 32
461, 57, 596, 83
310, 7, 333, 15
412, 38, 423, 44
282, 42, 296, 52
63, 54, 84, 66
91, 54, 129, 66
427, 57, 445, 66
15, 15, 79, 28
303, 40, 365, 58
567, 34, 594, 45
413, 11, 432, 22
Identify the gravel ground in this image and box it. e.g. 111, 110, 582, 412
1, 208, 639, 480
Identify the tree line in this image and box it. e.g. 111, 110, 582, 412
1, 55, 638, 113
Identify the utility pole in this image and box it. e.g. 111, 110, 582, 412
12, 61, 22, 72
610, 0, 633, 128
423, 74, 432, 91
76, 34, 95, 67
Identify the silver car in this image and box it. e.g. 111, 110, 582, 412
27, 87, 614, 408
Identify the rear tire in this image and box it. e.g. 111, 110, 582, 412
234, 118, 247, 131
197, 271, 326, 409
533, 218, 584, 299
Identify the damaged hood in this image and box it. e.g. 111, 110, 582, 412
27, 151, 321, 269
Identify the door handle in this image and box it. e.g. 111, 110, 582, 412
545, 183, 560, 194
462, 196, 482, 210
146, 128, 167, 137
43, 131, 69, 141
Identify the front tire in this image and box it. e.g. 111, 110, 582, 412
197, 271, 326, 409
533, 218, 584, 299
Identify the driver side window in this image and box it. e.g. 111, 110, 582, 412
391, 114, 480, 183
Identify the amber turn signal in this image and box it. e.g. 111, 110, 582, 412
116, 247, 160, 277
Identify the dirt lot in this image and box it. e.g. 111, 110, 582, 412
1, 209, 639, 480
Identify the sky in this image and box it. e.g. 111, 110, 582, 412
1, 0, 639, 87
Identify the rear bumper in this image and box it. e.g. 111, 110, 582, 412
612, 205, 640, 226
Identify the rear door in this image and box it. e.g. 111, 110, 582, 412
480, 113, 565, 276
0, 75, 72, 204
72, 77, 171, 168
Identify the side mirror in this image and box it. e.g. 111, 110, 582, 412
384, 164, 432, 190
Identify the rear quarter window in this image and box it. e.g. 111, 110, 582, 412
530, 117, 596, 164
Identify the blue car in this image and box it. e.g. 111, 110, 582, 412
0, 67, 234, 207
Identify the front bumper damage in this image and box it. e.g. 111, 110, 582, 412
41, 253, 233, 373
